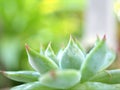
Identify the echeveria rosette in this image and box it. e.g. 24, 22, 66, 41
1, 36, 120, 90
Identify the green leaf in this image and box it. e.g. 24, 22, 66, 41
94, 35, 100, 46
40, 69, 81, 89
25, 44, 58, 74
40, 45, 44, 55
57, 49, 64, 60
75, 39, 86, 55
89, 69, 120, 84
1, 71, 40, 82
80, 36, 116, 82
72, 82, 120, 90
60, 37, 85, 70
10, 82, 57, 90
45, 43, 58, 65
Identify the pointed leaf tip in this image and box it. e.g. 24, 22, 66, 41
0, 70, 4, 74
96, 34, 100, 40
26, 45, 58, 74
69, 35, 74, 40
45, 42, 52, 52
80, 36, 115, 82
69, 35, 74, 45
3, 71, 40, 83
70, 34, 72, 38
45, 43, 58, 65
40, 44, 44, 55
103, 35, 106, 41
48, 42, 52, 47
60, 36, 85, 70
25, 43, 29, 51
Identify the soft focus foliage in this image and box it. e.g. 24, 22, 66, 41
0, 0, 86, 88
0, 0, 86, 70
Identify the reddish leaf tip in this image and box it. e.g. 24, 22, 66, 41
0, 70, 5, 75
25, 43, 29, 51
50, 70, 56, 79
103, 35, 106, 41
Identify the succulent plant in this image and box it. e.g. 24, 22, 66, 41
1, 36, 120, 90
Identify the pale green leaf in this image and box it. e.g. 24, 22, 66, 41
72, 82, 120, 90
89, 69, 120, 84
40, 69, 81, 89
25, 44, 58, 74
60, 37, 85, 70
10, 82, 57, 90
45, 43, 58, 65
80, 37, 116, 82
2, 71, 40, 83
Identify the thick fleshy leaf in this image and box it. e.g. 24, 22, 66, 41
94, 35, 100, 46
60, 37, 85, 70
89, 69, 120, 84
25, 44, 58, 74
72, 82, 120, 90
40, 69, 81, 89
40, 45, 44, 55
1, 71, 40, 82
10, 82, 57, 90
57, 49, 64, 61
80, 36, 116, 82
75, 39, 86, 55
45, 43, 58, 65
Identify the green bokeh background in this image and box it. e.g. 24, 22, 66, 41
0, 0, 86, 88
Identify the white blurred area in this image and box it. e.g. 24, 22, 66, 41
82, 0, 117, 50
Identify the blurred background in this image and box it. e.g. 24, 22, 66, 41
0, 0, 120, 89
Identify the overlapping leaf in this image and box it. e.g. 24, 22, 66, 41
45, 43, 58, 65
25, 44, 58, 74
89, 69, 120, 84
1, 36, 119, 90
60, 37, 85, 70
40, 69, 81, 89
80, 36, 116, 82
1, 71, 40, 83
